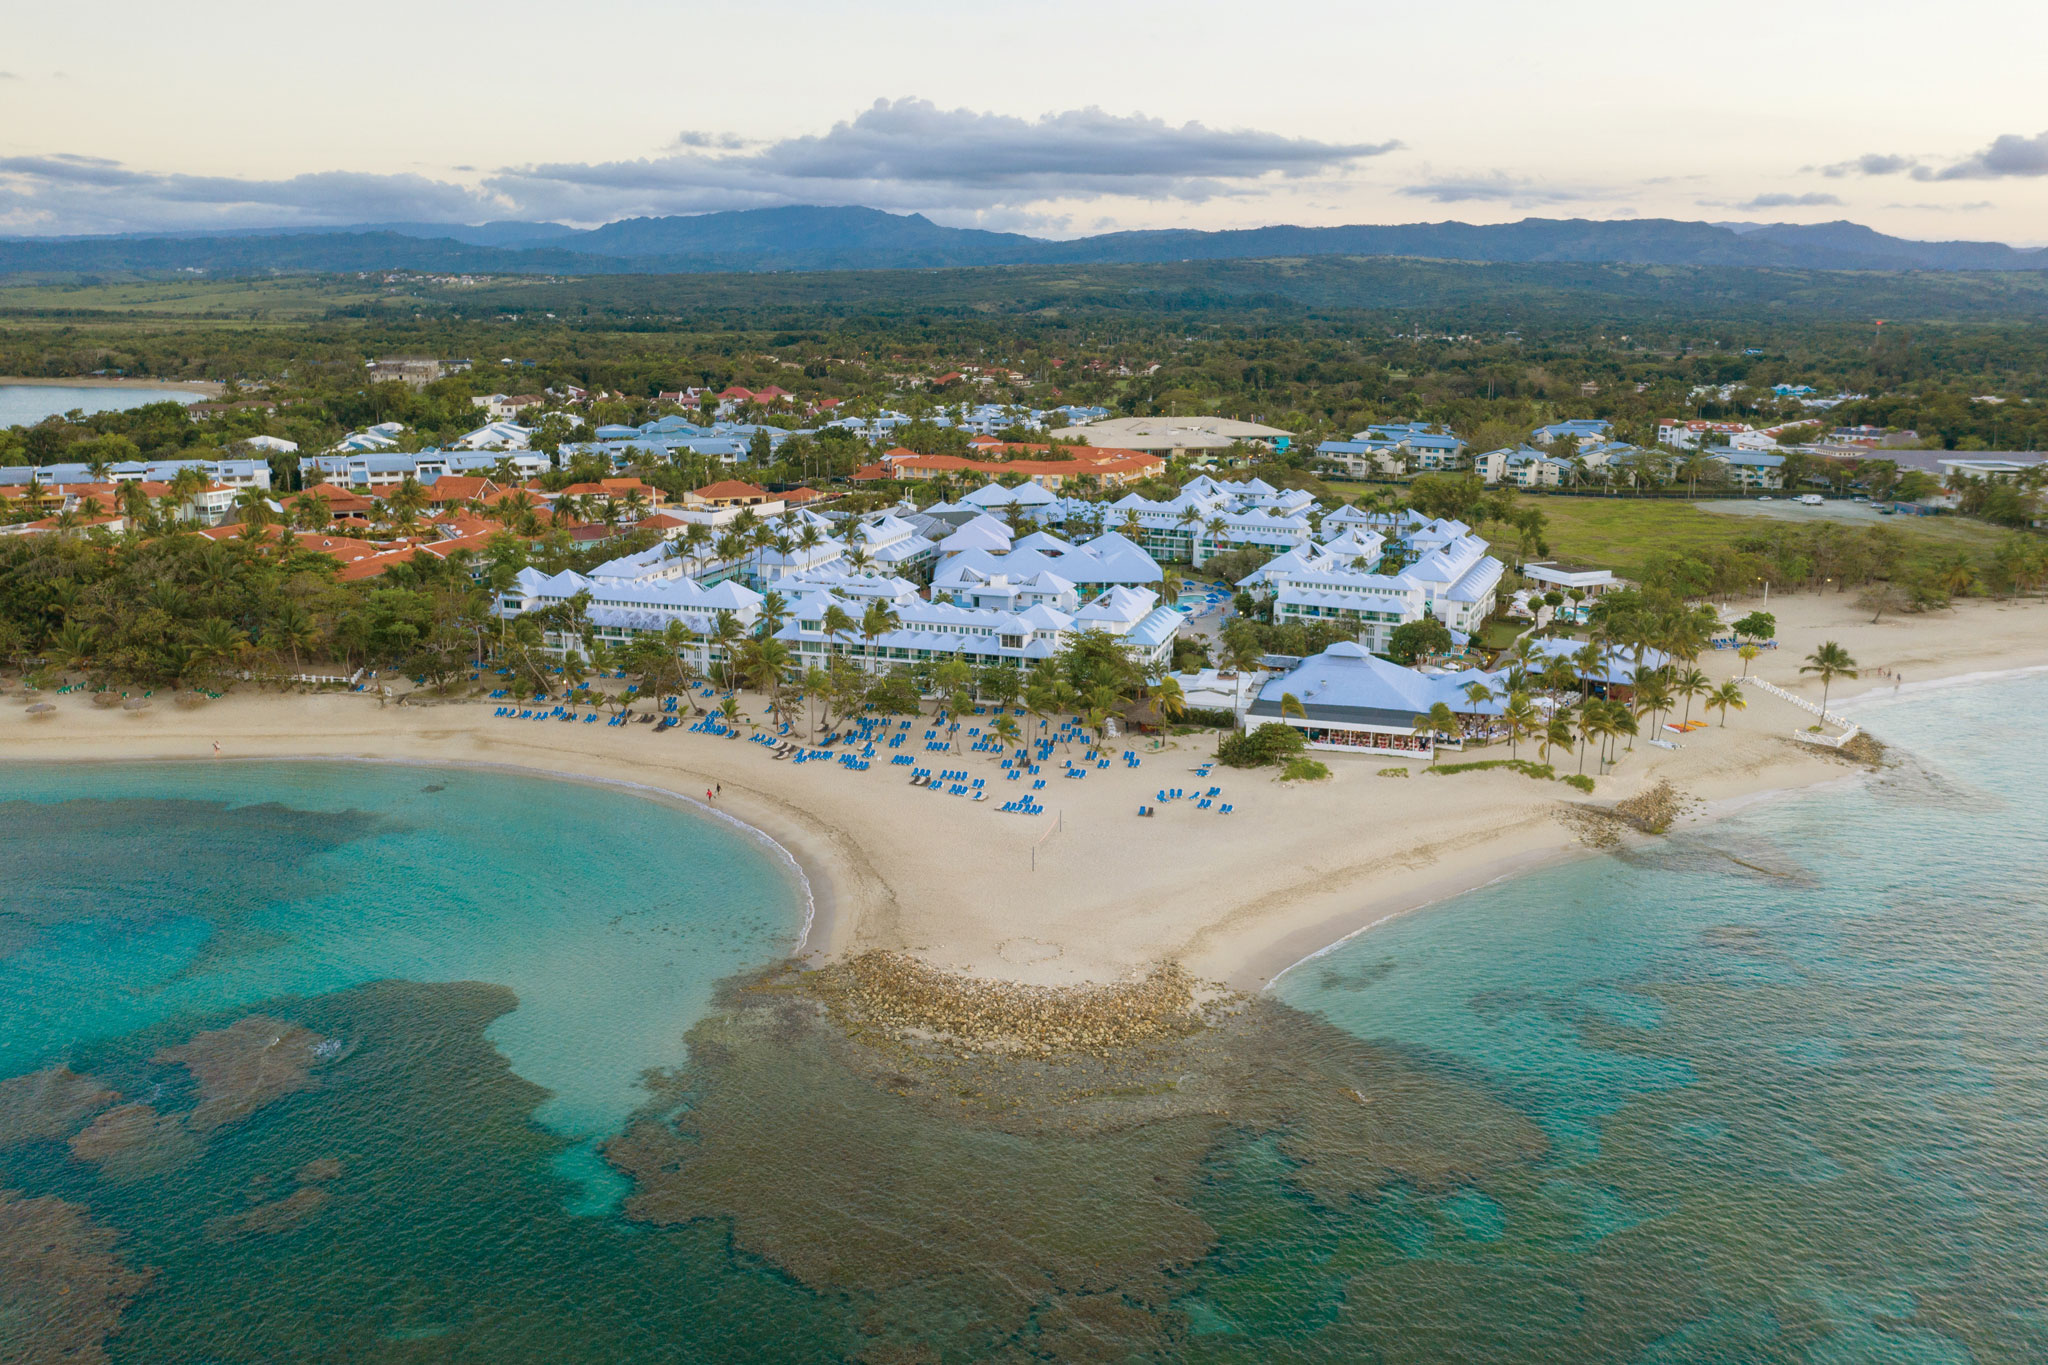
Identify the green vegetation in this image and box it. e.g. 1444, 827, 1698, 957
1217, 721, 1308, 769
1280, 756, 1331, 782
1377, 766, 1411, 778
1525, 495, 2009, 586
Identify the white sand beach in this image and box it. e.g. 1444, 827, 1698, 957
8, 591, 2047, 991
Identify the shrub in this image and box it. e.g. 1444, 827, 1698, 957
1281, 756, 1330, 782
1386, 617, 1454, 664
1562, 774, 1595, 793
1217, 721, 1308, 768
1180, 706, 1238, 729
1426, 758, 1556, 781
1377, 766, 1410, 778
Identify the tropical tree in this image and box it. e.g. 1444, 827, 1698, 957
1539, 714, 1576, 769
1573, 703, 1602, 774
1799, 641, 1858, 713
820, 603, 858, 662
1502, 691, 1538, 759
1673, 667, 1712, 725
1411, 701, 1458, 767
1706, 680, 1747, 727
1151, 673, 1187, 726
1737, 642, 1760, 678
859, 599, 901, 663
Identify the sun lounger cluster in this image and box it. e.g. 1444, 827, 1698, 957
909, 768, 989, 800
1152, 785, 1233, 814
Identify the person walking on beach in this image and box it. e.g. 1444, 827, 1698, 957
213, 741, 220, 756
715, 783, 721, 797
706, 788, 714, 802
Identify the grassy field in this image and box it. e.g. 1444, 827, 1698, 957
1518, 495, 2009, 579
0, 276, 395, 320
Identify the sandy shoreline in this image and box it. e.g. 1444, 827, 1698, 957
7, 592, 2047, 990
0, 375, 224, 396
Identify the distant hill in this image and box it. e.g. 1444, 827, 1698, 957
3, 205, 2044, 278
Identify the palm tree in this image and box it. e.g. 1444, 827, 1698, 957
1800, 641, 1858, 714
1280, 691, 1307, 722
708, 611, 747, 690
1502, 692, 1537, 760
1412, 701, 1457, 767
1936, 553, 1977, 600
1604, 703, 1638, 766
1151, 673, 1187, 726
741, 636, 793, 707
820, 603, 858, 664
1574, 638, 1605, 702
1538, 714, 1575, 769
1737, 642, 1760, 678
1673, 667, 1711, 725
1630, 677, 1671, 744
234, 486, 274, 530
858, 599, 900, 665
1461, 680, 1496, 715
1573, 703, 1601, 774
756, 590, 790, 640
1706, 680, 1747, 727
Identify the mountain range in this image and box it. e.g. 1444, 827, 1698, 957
3, 205, 2045, 277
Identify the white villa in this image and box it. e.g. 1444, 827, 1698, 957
1236, 514, 1503, 652
776, 575, 1182, 673
1051, 475, 1320, 567
496, 565, 765, 670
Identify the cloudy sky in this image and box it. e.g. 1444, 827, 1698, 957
4, 0, 2046, 243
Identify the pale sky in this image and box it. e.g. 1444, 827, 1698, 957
3, 0, 2046, 244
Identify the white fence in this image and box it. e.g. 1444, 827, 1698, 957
238, 668, 366, 686
1739, 676, 1860, 748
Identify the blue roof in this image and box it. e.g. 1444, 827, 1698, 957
1248, 642, 1507, 726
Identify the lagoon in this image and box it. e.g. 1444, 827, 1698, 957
0, 382, 209, 429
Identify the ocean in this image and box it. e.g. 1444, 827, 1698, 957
1, 674, 2044, 1362
0, 383, 209, 430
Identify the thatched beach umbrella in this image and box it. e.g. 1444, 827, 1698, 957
121, 696, 151, 711
26, 701, 55, 715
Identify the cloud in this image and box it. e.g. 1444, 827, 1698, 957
489, 98, 1399, 221
1925, 129, 2048, 180
1821, 152, 1920, 178
0, 156, 493, 235
1823, 131, 2048, 182
1735, 191, 1843, 209
0, 98, 1398, 235
1882, 200, 1994, 213
671, 130, 750, 151
1395, 173, 1601, 206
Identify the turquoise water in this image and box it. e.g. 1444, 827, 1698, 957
0, 761, 803, 1211
3, 677, 2047, 1361
1269, 671, 2048, 1360
0, 383, 208, 429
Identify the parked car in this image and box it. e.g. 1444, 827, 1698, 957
1799, 494, 1825, 506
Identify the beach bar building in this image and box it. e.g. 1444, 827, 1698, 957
1246, 643, 1508, 759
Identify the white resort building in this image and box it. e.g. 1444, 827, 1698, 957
495, 566, 765, 671
1247, 643, 1509, 759
775, 575, 1182, 673
1235, 514, 1503, 651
